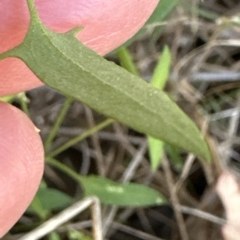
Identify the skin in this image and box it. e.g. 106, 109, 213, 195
216, 172, 240, 240
0, 102, 44, 236
0, 0, 159, 237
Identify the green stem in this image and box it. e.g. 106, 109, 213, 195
47, 118, 114, 158
18, 93, 30, 116
25, 0, 40, 21
46, 157, 83, 182
0, 46, 19, 61
44, 97, 73, 151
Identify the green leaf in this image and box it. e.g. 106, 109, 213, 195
117, 47, 139, 76
68, 229, 92, 240
151, 46, 171, 89
120, 0, 180, 48
49, 232, 62, 240
147, 0, 180, 24
166, 144, 184, 171
28, 193, 49, 219
45, 158, 165, 207
36, 188, 72, 211
0, 0, 210, 160
29, 188, 72, 217
148, 46, 171, 171
148, 137, 164, 171
81, 176, 166, 207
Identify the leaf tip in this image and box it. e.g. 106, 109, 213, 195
196, 136, 212, 162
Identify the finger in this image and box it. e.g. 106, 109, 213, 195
0, 0, 159, 96
0, 102, 44, 237
216, 172, 240, 239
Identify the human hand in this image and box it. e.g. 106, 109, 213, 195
0, 0, 158, 236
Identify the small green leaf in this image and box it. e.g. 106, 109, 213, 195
121, 0, 180, 48
151, 46, 171, 89
81, 176, 166, 207
29, 188, 72, 217
68, 229, 92, 240
117, 47, 139, 76
0, 0, 210, 160
49, 232, 62, 240
148, 137, 165, 171
46, 158, 165, 207
148, 46, 171, 171
166, 144, 184, 170
36, 188, 72, 211
28, 193, 49, 219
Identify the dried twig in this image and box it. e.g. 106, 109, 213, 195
19, 197, 102, 240
162, 156, 189, 240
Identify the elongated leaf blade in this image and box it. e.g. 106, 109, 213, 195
148, 46, 171, 170
2, 0, 210, 161
81, 176, 165, 207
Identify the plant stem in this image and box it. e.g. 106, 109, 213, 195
25, 0, 39, 21
18, 93, 30, 115
47, 118, 114, 158
46, 157, 83, 182
44, 97, 73, 151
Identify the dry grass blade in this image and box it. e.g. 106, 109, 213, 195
18, 197, 102, 240
177, 205, 226, 226
162, 156, 189, 240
